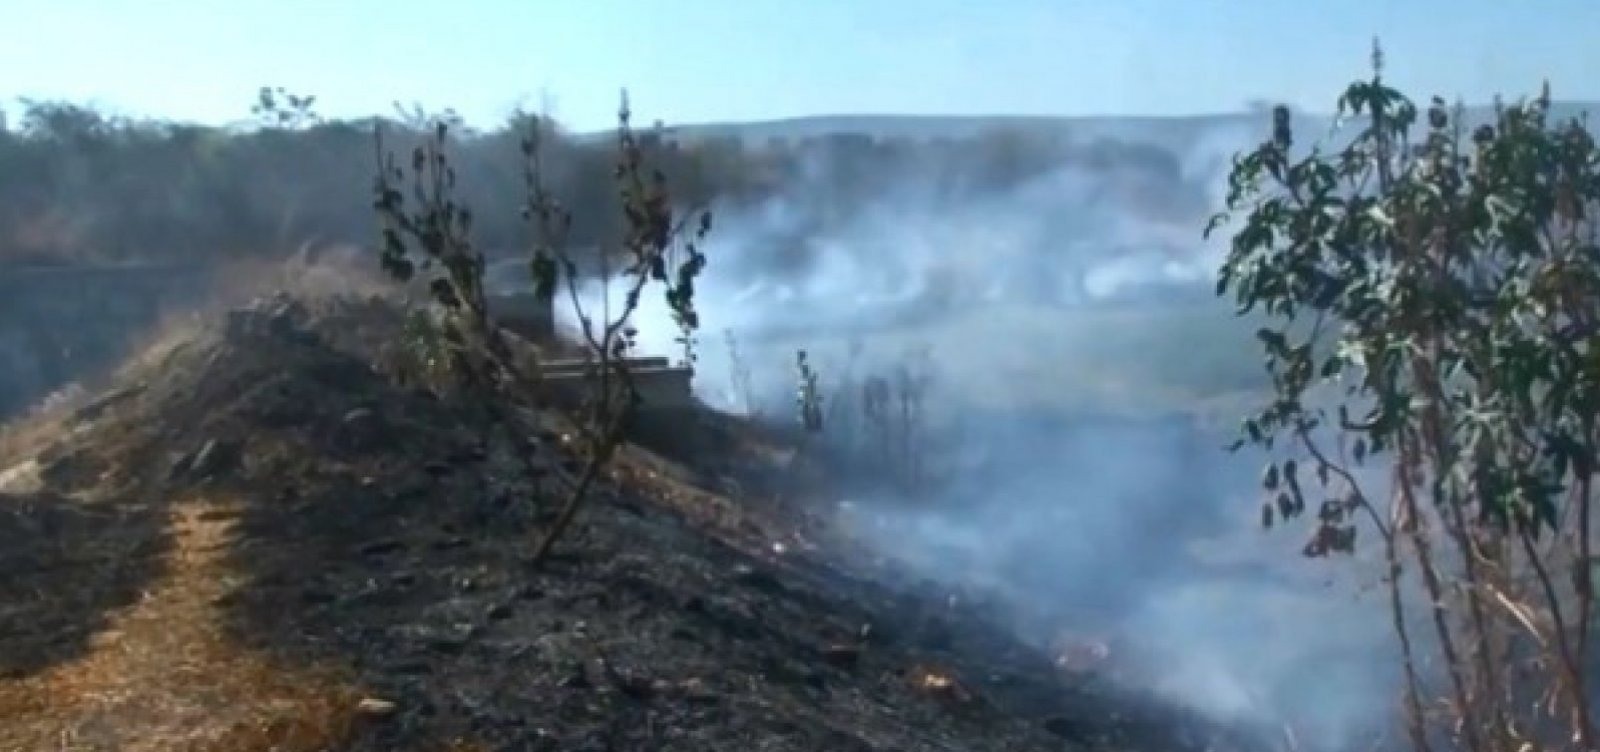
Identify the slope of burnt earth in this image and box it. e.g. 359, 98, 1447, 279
0, 287, 1265, 752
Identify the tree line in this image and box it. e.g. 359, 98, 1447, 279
0, 96, 1193, 270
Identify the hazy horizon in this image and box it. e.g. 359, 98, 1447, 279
4, 0, 1599, 131
3, 3, 1598, 747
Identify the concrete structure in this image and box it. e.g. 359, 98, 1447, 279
538, 355, 695, 412
482, 268, 695, 412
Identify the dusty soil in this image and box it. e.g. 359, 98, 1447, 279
0, 289, 1260, 751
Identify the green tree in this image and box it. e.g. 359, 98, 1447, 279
1211, 43, 1600, 751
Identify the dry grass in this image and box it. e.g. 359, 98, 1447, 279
0, 410, 72, 471
207, 246, 405, 307
0, 497, 373, 752
0, 249, 401, 468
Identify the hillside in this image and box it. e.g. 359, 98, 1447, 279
9, 98, 1592, 272
0, 274, 1262, 751
641, 100, 1600, 146
599, 113, 1261, 151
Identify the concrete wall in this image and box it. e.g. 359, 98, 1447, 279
0, 264, 212, 418
540, 356, 695, 412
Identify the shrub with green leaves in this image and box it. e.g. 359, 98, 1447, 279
368, 94, 712, 565
1211, 43, 1600, 751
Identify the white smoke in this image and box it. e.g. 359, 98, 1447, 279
562, 117, 1404, 749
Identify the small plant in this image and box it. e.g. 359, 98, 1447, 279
824, 337, 866, 437
371, 115, 507, 391
369, 93, 712, 566
389, 307, 459, 395
889, 346, 934, 491
861, 374, 891, 464
795, 349, 824, 433
841, 345, 935, 492
520, 93, 711, 565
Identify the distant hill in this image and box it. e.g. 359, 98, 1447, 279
665, 113, 1260, 146
585, 100, 1600, 149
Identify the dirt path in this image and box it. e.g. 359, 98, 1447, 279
0, 499, 380, 752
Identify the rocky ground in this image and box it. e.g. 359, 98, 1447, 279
0, 285, 1263, 751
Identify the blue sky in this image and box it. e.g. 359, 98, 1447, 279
2, 0, 1596, 131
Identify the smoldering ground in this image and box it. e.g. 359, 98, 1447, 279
561, 119, 1417, 750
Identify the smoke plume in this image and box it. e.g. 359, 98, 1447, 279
567, 119, 1404, 749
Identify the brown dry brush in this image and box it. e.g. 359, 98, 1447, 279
829, 338, 866, 430
889, 346, 934, 492
370, 92, 712, 566
1213, 41, 1600, 752
858, 351, 933, 493
800, 343, 935, 493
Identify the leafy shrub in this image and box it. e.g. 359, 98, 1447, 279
367, 94, 712, 564
1213, 42, 1600, 751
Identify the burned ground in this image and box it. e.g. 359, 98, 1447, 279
0, 288, 1261, 751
